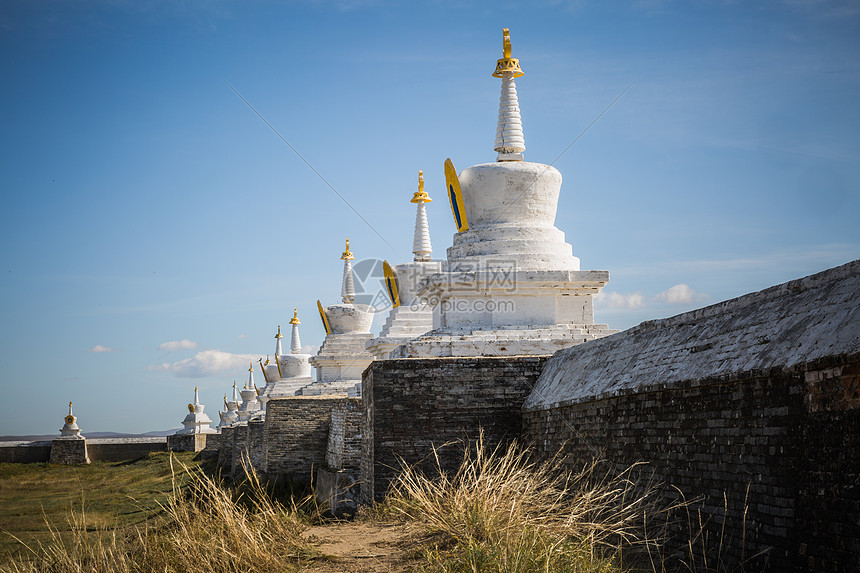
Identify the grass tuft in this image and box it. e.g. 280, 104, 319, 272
381, 432, 661, 572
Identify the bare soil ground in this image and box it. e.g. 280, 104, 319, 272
300, 521, 423, 573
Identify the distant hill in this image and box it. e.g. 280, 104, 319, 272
0, 429, 181, 443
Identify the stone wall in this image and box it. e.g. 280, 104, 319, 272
325, 398, 362, 474
48, 439, 90, 464
523, 261, 860, 572
360, 356, 548, 504
167, 433, 220, 453
263, 396, 347, 482
218, 426, 235, 470
86, 438, 166, 462
0, 441, 51, 463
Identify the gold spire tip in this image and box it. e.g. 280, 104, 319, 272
492, 28, 524, 78
275, 324, 283, 338
341, 238, 354, 260
248, 361, 253, 371
289, 307, 301, 325
411, 169, 432, 203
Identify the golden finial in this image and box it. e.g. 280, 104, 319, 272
275, 325, 283, 339
265, 355, 271, 365
69, 401, 73, 408
492, 28, 524, 78
289, 307, 301, 325
194, 386, 198, 392
248, 361, 253, 372
341, 238, 354, 261
411, 169, 432, 203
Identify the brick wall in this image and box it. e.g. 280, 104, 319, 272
523, 355, 860, 571
263, 396, 345, 482
48, 439, 89, 464
86, 438, 167, 462
0, 442, 51, 463
360, 356, 548, 504
325, 398, 361, 474
522, 262, 860, 572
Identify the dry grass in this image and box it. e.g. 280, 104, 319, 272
381, 434, 663, 573
1, 457, 317, 573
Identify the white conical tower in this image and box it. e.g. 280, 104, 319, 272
411, 170, 433, 262
177, 387, 215, 435
341, 238, 356, 303
493, 28, 525, 162
274, 325, 284, 357
289, 308, 302, 353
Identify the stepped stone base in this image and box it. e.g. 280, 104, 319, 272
391, 323, 618, 358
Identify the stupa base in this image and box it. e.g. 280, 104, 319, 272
390, 323, 618, 358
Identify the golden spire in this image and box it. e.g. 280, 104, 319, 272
69, 401, 73, 408
275, 325, 283, 339
341, 238, 354, 261
411, 170, 432, 203
248, 361, 253, 372
289, 307, 301, 325
492, 28, 524, 78
265, 355, 271, 365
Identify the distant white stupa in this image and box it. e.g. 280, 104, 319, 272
176, 387, 216, 435
58, 401, 85, 440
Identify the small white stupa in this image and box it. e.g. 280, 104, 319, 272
396, 28, 617, 357
176, 387, 216, 435
236, 363, 260, 423
306, 239, 375, 396
219, 382, 240, 427
259, 309, 314, 398
366, 170, 442, 359
58, 402, 85, 439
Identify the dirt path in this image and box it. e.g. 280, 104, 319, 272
300, 521, 423, 572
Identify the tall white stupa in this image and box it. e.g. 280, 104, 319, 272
259, 309, 314, 398
366, 170, 442, 359
307, 239, 375, 395
396, 29, 616, 357
176, 387, 216, 435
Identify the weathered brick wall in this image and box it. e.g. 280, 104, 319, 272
523, 356, 859, 571
218, 426, 235, 470
325, 398, 361, 474
0, 442, 51, 463
523, 262, 860, 572
49, 439, 90, 464
86, 438, 167, 461
263, 396, 344, 482
360, 356, 548, 504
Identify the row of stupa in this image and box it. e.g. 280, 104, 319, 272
172, 28, 618, 435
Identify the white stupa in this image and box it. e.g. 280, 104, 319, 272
58, 401, 85, 439
366, 170, 442, 359
396, 29, 617, 358
236, 363, 260, 422
259, 310, 314, 398
176, 387, 216, 435
219, 382, 240, 427
306, 239, 376, 396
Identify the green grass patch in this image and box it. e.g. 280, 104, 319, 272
0, 452, 199, 562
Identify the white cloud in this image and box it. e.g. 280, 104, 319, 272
147, 350, 259, 378
237, 334, 248, 339
595, 291, 645, 309
656, 284, 709, 304
158, 339, 198, 352
300, 344, 320, 356
88, 345, 115, 353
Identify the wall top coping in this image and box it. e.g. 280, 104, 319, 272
524, 260, 860, 411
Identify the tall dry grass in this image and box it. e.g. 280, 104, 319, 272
382, 434, 663, 573
1, 457, 316, 573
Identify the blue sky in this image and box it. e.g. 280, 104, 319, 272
1, 1, 858, 435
